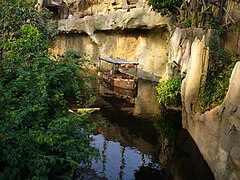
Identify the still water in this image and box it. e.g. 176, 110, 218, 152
75, 79, 214, 180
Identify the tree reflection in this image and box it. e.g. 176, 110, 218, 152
134, 163, 165, 179
154, 109, 182, 140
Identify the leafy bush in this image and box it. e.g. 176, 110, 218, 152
0, 1, 99, 179
148, 0, 182, 15
156, 75, 182, 107
207, 17, 221, 29
184, 18, 192, 28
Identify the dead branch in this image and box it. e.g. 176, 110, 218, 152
223, 7, 235, 24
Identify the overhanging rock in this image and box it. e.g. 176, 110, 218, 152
58, 9, 174, 35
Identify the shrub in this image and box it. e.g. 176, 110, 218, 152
199, 57, 238, 111
148, 0, 182, 15
0, 2, 99, 179
184, 18, 192, 28
156, 75, 182, 108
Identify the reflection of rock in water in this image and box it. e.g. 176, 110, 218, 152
133, 79, 160, 117
98, 78, 161, 117
154, 111, 214, 179
78, 79, 214, 179
172, 130, 214, 180
134, 163, 167, 180
154, 110, 182, 178
93, 111, 159, 159
101, 94, 135, 109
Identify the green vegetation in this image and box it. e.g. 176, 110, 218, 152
156, 76, 181, 107
0, 1, 98, 179
183, 17, 192, 28
148, 0, 227, 29
156, 64, 182, 108
198, 36, 237, 111
148, 0, 182, 15
149, 0, 237, 112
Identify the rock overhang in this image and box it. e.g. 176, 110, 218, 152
58, 9, 174, 35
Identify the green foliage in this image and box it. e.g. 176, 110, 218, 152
0, 1, 99, 179
184, 18, 192, 28
199, 58, 238, 111
208, 36, 229, 72
148, 0, 182, 15
198, 36, 236, 111
156, 75, 182, 107
207, 17, 226, 35
0, 0, 55, 52
207, 17, 221, 29
4, 25, 48, 56
148, 0, 227, 29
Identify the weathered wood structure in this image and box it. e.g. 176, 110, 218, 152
100, 57, 139, 90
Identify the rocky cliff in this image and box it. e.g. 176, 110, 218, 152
168, 27, 240, 180
166, 0, 240, 177
48, 0, 174, 81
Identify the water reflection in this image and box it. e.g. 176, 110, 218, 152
76, 110, 162, 180
89, 134, 153, 180
75, 79, 214, 179
98, 78, 161, 117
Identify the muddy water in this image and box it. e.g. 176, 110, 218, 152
75, 79, 214, 180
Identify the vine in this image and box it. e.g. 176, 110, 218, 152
198, 36, 238, 111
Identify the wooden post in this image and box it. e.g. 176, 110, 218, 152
135, 65, 138, 79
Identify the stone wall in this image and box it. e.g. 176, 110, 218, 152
183, 59, 240, 180
52, 29, 169, 80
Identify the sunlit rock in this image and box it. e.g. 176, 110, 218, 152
180, 32, 240, 179
57, 9, 172, 34
52, 4, 173, 80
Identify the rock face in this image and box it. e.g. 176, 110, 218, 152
37, 0, 149, 19
50, 3, 174, 80
57, 9, 172, 34
169, 27, 240, 179
183, 62, 240, 180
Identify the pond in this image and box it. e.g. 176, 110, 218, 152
75, 79, 214, 180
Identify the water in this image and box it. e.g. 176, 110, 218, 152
89, 135, 154, 179
75, 79, 214, 180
